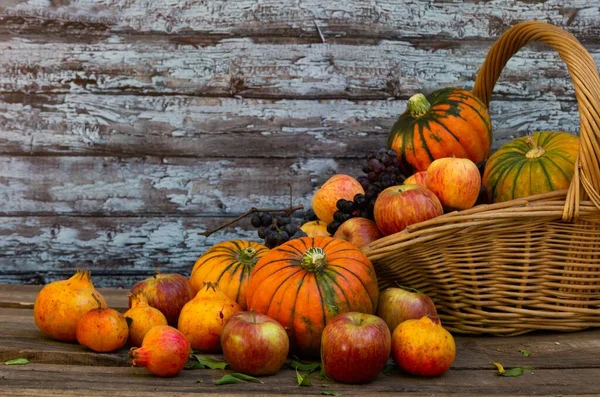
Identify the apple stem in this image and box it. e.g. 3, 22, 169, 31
407, 93, 431, 118
525, 137, 546, 159
301, 247, 327, 273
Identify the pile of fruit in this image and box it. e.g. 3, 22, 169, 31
31, 86, 580, 384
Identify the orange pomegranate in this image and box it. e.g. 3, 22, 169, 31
391, 316, 456, 377
177, 282, 241, 352
76, 299, 129, 353
33, 269, 107, 342
123, 292, 168, 347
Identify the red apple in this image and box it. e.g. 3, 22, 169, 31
376, 286, 438, 334
404, 171, 427, 187
333, 217, 382, 248
221, 311, 290, 376
426, 157, 481, 210
130, 272, 195, 326
391, 315, 456, 377
373, 185, 443, 236
312, 174, 365, 224
321, 312, 391, 384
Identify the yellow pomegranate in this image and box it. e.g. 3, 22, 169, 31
123, 292, 168, 347
34, 269, 107, 342
300, 220, 331, 237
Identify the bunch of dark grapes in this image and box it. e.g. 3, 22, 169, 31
327, 194, 370, 235
250, 211, 308, 248
327, 148, 407, 234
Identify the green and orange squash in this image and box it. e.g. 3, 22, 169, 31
189, 240, 269, 310
387, 87, 492, 174
482, 131, 579, 203
246, 236, 379, 358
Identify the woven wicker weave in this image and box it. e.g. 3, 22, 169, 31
362, 21, 600, 335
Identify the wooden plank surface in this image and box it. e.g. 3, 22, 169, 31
1, 285, 600, 396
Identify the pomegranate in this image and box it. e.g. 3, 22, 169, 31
177, 282, 241, 353
123, 292, 168, 347
130, 325, 190, 377
76, 297, 129, 353
33, 269, 107, 342
130, 272, 195, 326
391, 315, 456, 377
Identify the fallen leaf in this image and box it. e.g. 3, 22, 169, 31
186, 355, 228, 370
196, 379, 203, 384
491, 361, 505, 374
230, 373, 264, 383
519, 349, 531, 357
321, 391, 340, 396
290, 359, 321, 373
4, 358, 29, 365
296, 369, 312, 386
499, 366, 535, 377
215, 374, 245, 385
382, 363, 397, 375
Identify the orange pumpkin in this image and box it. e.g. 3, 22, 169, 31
190, 240, 268, 310
387, 88, 492, 174
246, 236, 379, 358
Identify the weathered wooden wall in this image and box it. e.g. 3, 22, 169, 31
1, 0, 599, 287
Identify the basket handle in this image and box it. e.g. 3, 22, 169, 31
472, 21, 600, 221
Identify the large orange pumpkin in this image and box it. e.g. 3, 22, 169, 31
246, 236, 379, 358
387, 88, 492, 174
190, 240, 269, 310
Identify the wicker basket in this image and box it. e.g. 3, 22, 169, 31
362, 21, 600, 336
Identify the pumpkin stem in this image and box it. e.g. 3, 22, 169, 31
238, 246, 258, 264
301, 247, 327, 273
525, 137, 546, 159
407, 93, 431, 118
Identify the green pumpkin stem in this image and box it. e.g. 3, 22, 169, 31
525, 137, 546, 159
238, 246, 258, 264
407, 93, 431, 118
301, 247, 327, 273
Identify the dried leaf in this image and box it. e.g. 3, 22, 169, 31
230, 373, 264, 383
296, 369, 312, 386
491, 361, 505, 374
321, 392, 340, 396
519, 349, 531, 357
290, 360, 321, 373
4, 358, 29, 365
215, 374, 245, 385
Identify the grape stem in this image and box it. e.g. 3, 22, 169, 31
197, 204, 304, 238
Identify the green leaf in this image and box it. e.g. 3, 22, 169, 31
321, 392, 340, 396
215, 374, 246, 385
230, 373, 264, 384
519, 349, 531, 357
316, 367, 331, 381
196, 379, 204, 384
499, 366, 535, 377
290, 360, 321, 373
4, 358, 29, 365
296, 369, 312, 387
190, 355, 228, 370
185, 361, 206, 370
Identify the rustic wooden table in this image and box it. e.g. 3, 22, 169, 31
1, 284, 598, 396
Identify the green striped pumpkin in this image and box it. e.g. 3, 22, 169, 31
387, 87, 492, 175
482, 131, 579, 203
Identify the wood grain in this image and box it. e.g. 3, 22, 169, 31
1, 0, 599, 41
0, 94, 581, 158
0, 38, 595, 101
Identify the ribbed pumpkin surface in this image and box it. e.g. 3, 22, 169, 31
482, 131, 579, 203
246, 236, 379, 358
387, 87, 492, 174
190, 240, 269, 310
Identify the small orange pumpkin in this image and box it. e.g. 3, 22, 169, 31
246, 236, 379, 358
190, 240, 268, 310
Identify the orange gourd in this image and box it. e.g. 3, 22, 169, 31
246, 236, 379, 357
190, 240, 268, 309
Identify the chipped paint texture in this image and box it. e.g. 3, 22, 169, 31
0, 1, 597, 285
